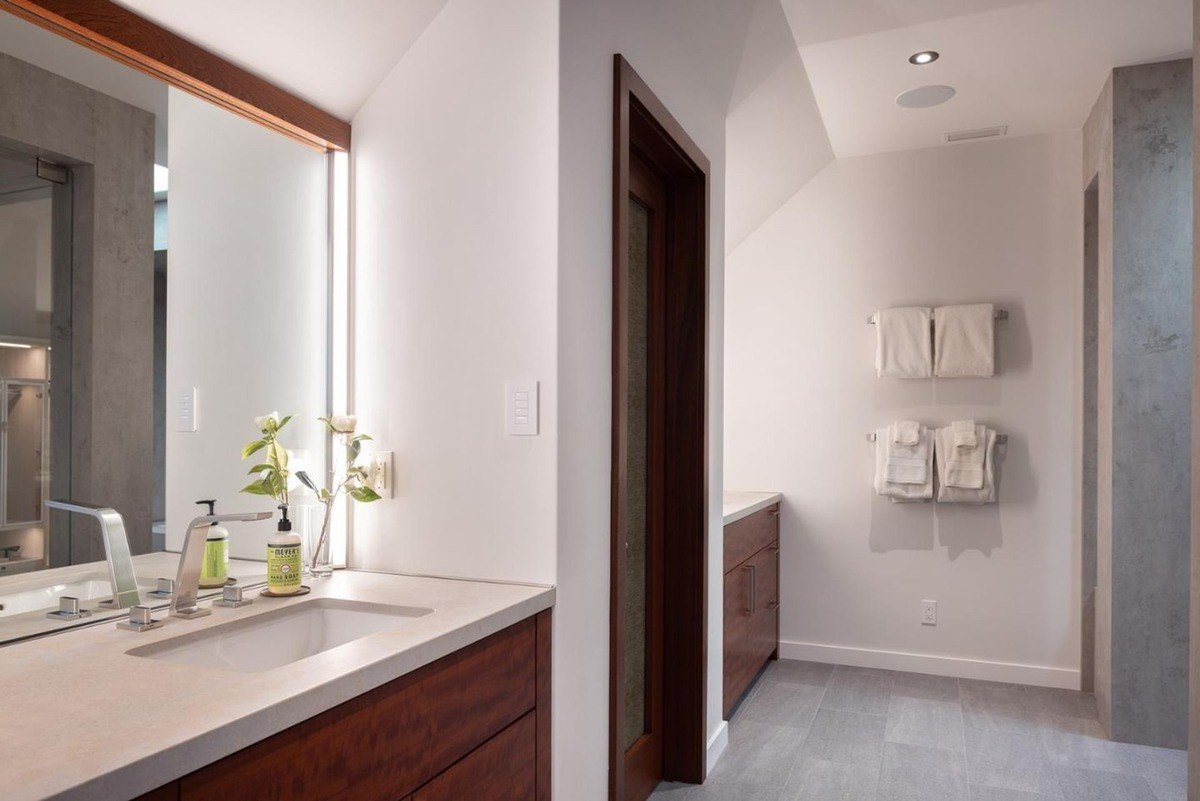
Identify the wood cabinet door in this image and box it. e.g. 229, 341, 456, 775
748, 545, 780, 667
414, 712, 536, 801
723, 565, 752, 716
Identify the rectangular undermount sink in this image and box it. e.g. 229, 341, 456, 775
127, 598, 433, 673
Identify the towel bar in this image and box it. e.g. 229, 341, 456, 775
867, 431, 1007, 444
867, 309, 1008, 324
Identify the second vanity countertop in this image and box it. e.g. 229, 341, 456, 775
0, 569, 554, 801
723, 490, 782, 525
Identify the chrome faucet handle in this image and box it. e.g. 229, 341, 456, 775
146, 577, 175, 598
172, 511, 272, 620
117, 605, 162, 632
44, 500, 140, 610
214, 584, 252, 608
46, 596, 91, 621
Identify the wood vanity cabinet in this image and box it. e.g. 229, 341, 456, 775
134, 609, 551, 801
723, 504, 780, 718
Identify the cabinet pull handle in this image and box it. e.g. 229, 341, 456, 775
767, 545, 780, 554
749, 564, 757, 615
767, 600, 780, 611
768, 507, 780, 516
741, 565, 753, 616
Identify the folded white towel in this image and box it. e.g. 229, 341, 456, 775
952, 419, 977, 449
935, 426, 997, 503
934, 304, 995, 378
875, 307, 932, 379
875, 425, 933, 500
894, 420, 921, 446
943, 423, 986, 489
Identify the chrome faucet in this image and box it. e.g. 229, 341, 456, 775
171, 511, 272, 619
44, 501, 141, 609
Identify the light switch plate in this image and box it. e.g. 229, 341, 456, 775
177, 387, 198, 432
366, 451, 393, 498
505, 380, 538, 436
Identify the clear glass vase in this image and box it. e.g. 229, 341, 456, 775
300, 504, 333, 579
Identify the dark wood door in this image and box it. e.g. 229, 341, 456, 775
619, 150, 668, 801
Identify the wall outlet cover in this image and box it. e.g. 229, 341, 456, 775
921, 599, 937, 626
366, 451, 393, 499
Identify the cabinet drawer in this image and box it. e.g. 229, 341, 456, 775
724, 504, 779, 573
181, 618, 537, 801
415, 712, 536, 801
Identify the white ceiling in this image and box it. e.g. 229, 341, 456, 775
782, 0, 1040, 46
788, 0, 1192, 158
113, 0, 450, 120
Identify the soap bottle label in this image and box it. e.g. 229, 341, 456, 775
268, 544, 302, 591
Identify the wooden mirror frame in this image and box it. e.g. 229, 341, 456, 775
0, 0, 350, 151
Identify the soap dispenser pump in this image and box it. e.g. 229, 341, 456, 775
196, 499, 230, 588
266, 505, 302, 595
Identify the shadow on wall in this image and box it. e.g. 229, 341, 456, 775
868, 431, 1034, 559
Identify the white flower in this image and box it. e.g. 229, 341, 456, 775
330, 414, 357, 435
254, 411, 281, 430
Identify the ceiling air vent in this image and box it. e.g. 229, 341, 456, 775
945, 125, 1008, 143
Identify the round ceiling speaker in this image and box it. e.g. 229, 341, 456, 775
896, 85, 956, 109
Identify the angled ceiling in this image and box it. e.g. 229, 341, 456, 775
113, 0, 450, 120
781, 0, 1040, 46
786, 0, 1192, 157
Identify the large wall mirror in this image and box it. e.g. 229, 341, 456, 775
0, 8, 347, 643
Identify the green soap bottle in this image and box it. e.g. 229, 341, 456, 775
196, 499, 230, 588
267, 505, 302, 594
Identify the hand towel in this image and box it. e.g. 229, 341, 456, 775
894, 420, 921, 446
934, 303, 995, 378
875, 425, 933, 501
940, 423, 986, 488
885, 422, 929, 484
875, 307, 933, 379
952, 419, 977, 449
935, 426, 998, 503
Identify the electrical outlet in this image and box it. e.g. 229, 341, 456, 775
921, 599, 937, 626
366, 451, 393, 499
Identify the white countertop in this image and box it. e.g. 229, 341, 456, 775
723, 491, 782, 525
0, 569, 554, 801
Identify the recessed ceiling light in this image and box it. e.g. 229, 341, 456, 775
909, 51, 939, 66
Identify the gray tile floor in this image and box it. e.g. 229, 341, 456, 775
650, 660, 1187, 801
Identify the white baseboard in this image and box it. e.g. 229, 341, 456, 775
779, 640, 1080, 690
706, 720, 729, 775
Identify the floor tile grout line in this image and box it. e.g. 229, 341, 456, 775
777, 661, 835, 790
869, 667, 895, 798
958, 678, 973, 801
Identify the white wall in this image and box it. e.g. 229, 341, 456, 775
725, 132, 1084, 687
165, 89, 327, 558
0, 192, 52, 341
557, 0, 756, 793
725, 0, 833, 253
348, 0, 559, 585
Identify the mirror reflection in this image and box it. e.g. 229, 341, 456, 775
0, 10, 332, 643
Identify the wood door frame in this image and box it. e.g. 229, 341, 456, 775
0, 0, 350, 151
610, 53, 710, 798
